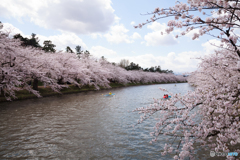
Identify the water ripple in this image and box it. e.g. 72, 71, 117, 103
0, 83, 195, 159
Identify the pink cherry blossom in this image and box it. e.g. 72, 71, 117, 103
134, 0, 240, 159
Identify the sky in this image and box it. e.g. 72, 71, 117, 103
0, 0, 221, 74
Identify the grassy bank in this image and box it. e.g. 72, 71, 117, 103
0, 81, 187, 102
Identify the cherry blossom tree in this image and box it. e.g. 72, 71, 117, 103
0, 30, 90, 100
99, 58, 130, 84
133, 0, 240, 159
79, 54, 112, 89
135, 0, 240, 56
0, 25, 186, 101
134, 51, 240, 160
0, 32, 64, 100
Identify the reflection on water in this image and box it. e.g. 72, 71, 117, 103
0, 83, 234, 159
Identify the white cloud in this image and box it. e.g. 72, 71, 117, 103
147, 22, 167, 31
104, 24, 140, 44
37, 31, 87, 51
201, 39, 223, 55
114, 16, 121, 24
131, 32, 141, 39
2, 23, 87, 51
89, 15, 121, 40
104, 24, 130, 43
144, 33, 178, 46
0, 0, 115, 34
2, 23, 24, 37
89, 46, 117, 58
144, 22, 178, 46
130, 21, 135, 25
108, 50, 202, 73
90, 33, 103, 39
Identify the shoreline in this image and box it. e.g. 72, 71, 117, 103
0, 81, 187, 103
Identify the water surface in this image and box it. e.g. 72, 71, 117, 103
0, 83, 227, 159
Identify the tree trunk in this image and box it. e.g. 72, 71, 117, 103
33, 78, 38, 91
28, 80, 32, 86
58, 78, 64, 85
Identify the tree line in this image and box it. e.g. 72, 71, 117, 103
118, 59, 173, 73
0, 27, 187, 101
13, 33, 173, 73
13, 33, 91, 56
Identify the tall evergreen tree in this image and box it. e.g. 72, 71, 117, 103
149, 67, 155, 72
66, 46, 74, 53
125, 62, 142, 70
75, 45, 82, 58
13, 33, 41, 48
42, 40, 56, 53
155, 65, 161, 73
28, 33, 41, 48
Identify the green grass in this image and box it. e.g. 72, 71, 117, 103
0, 81, 187, 102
